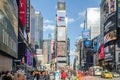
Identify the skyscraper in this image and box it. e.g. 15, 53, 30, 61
85, 8, 100, 39
55, 1, 67, 69
35, 11, 43, 50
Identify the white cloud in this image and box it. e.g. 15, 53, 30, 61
43, 24, 55, 31
80, 22, 84, 28
44, 19, 54, 24
78, 10, 86, 17
67, 17, 75, 24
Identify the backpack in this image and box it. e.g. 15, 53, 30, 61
61, 72, 66, 79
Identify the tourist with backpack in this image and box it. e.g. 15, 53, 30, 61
61, 70, 66, 80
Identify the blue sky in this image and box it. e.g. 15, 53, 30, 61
31, 0, 101, 65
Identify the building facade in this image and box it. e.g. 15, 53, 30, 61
85, 8, 100, 39
55, 1, 68, 70
35, 11, 43, 50
0, 0, 18, 71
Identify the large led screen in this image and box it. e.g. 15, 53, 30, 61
82, 29, 90, 39
19, 0, 26, 27
57, 42, 66, 57
99, 45, 104, 60
57, 27, 66, 41
104, 30, 116, 44
104, 45, 115, 61
93, 35, 101, 52
57, 11, 66, 26
102, 0, 116, 20
84, 40, 92, 48
104, 14, 116, 34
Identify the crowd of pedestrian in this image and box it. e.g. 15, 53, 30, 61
0, 69, 73, 80
0, 70, 26, 80
0, 69, 50, 80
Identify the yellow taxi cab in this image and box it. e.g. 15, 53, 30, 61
101, 70, 113, 79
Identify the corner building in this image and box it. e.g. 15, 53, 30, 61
100, 0, 120, 72
55, 2, 68, 70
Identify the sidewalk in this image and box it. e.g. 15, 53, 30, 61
84, 75, 102, 80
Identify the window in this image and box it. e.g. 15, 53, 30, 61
2, 29, 5, 43
119, 53, 120, 62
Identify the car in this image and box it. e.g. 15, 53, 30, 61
101, 71, 113, 79
112, 72, 120, 77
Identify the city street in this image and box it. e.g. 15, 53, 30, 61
1, 0, 120, 80
84, 76, 120, 80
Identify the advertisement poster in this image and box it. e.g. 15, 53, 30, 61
99, 45, 104, 60
104, 45, 115, 61
57, 42, 66, 57
104, 14, 116, 34
93, 35, 101, 52
103, 0, 116, 20
57, 11, 66, 26
57, 27, 66, 41
84, 40, 92, 48
82, 29, 90, 39
19, 0, 26, 27
104, 30, 116, 44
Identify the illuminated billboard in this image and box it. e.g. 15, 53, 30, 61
93, 35, 101, 52
82, 29, 90, 39
102, 0, 116, 20
57, 11, 66, 26
84, 40, 92, 48
57, 42, 66, 57
99, 45, 105, 60
104, 44, 115, 61
104, 30, 116, 44
118, 0, 120, 11
103, 10, 117, 44
104, 14, 116, 34
57, 27, 66, 41
19, 0, 26, 27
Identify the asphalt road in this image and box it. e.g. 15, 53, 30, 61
84, 76, 120, 80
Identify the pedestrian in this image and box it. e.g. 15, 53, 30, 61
44, 71, 50, 80
61, 70, 66, 80
2, 71, 13, 80
13, 70, 26, 80
54, 70, 61, 80
28, 71, 34, 80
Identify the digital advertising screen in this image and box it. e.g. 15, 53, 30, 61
82, 29, 90, 39
102, 0, 116, 20
104, 44, 115, 61
104, 14, 116, 34
118, 0, 120, 12
93, 35, 101, 52
57, 27, 66, 41
99, 45, 104, 60
84, 40, 92, 48
104, 30, 116, 44
57, 42, 66, 57
57, 11, 66, 26
19, 0, 26, 27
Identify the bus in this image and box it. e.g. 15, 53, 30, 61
89, 66, 103, 76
